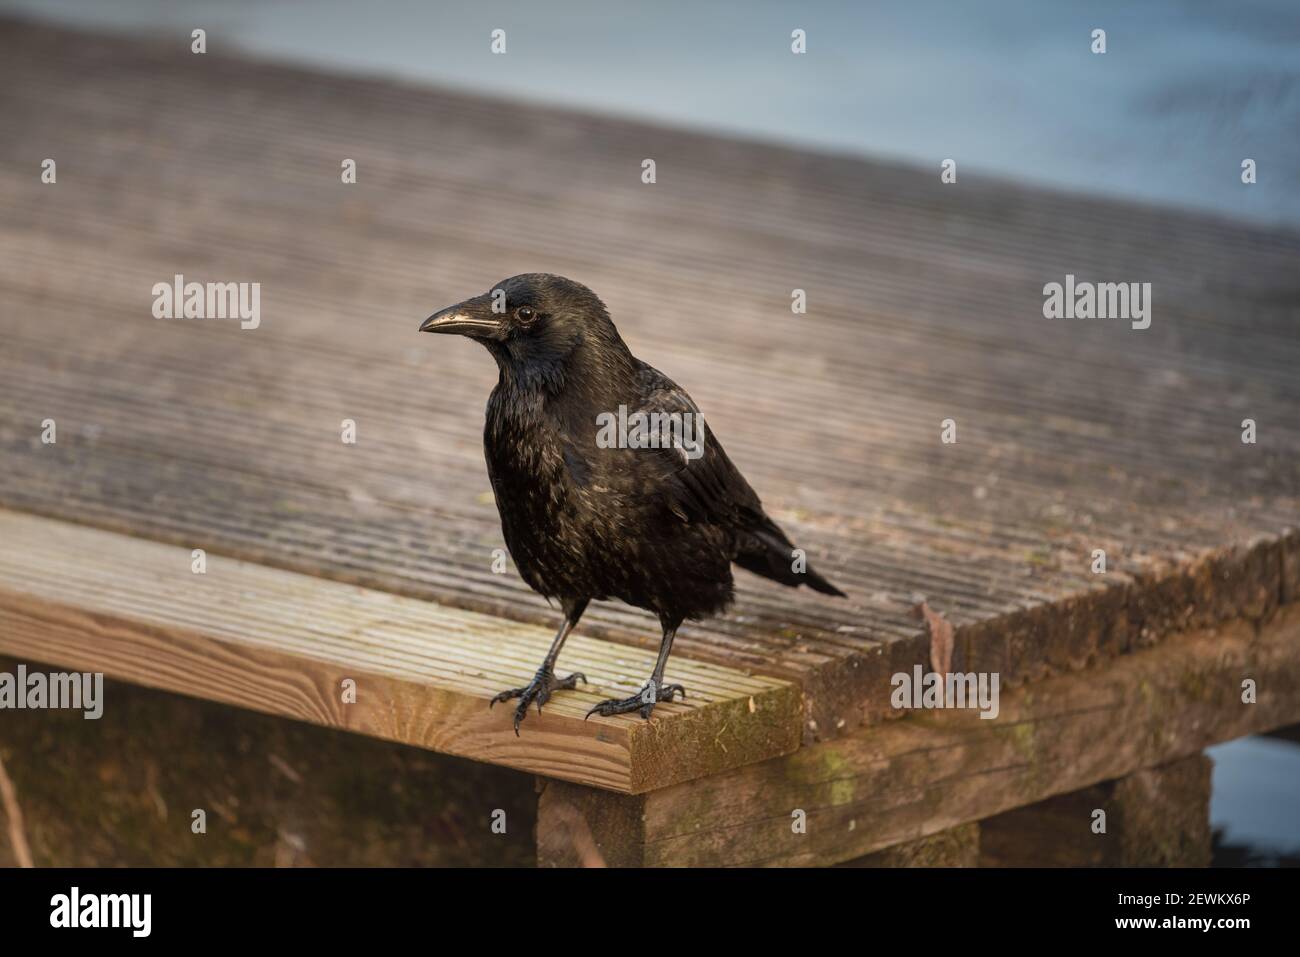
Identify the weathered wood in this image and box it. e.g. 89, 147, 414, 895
0, 510, 801, 793
536, 605, 1300, 865
536, 780, 647, 868
0, 655, 536, 866
0, 20, 1297, 744
979, 754, 1213, 867
840, 823, 980, 868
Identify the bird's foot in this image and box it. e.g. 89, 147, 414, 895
490, 666, 587, 735
585, 678, 686, 721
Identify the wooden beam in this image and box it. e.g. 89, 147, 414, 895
839, 823, 980, 868
537, 605, 1300, 865
0, 511, 801, 793
0, 655, 539, 866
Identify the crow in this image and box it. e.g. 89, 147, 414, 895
421, 274, 845, 733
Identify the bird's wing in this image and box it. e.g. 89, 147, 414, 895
622, 361, 846, 595
632, 361, 767, 529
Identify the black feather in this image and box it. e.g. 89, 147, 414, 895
422, 274, 845, 729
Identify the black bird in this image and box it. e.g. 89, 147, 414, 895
420, 274, 845, 732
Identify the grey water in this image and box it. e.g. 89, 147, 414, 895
3, 0, 1298, 863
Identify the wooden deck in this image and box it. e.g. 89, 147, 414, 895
1, 19, 1298, 862
0, 512, 798, 792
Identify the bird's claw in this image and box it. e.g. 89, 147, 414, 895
490, 667, 587, 735
585, 679, 686, 721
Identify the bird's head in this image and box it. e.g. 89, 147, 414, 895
420, 274, 631, 388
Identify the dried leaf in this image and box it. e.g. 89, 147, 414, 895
914, 600, 955, 678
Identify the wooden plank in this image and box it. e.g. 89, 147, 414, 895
0, 20, 1298, 740
0, 511, 801, 793
538, 604, 1300, 865
839, 823, 980, 868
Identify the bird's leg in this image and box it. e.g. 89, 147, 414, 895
490, 598, 588, 734
586, 615, 687, 721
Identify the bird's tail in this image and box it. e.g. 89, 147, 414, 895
735, 521, 847, 598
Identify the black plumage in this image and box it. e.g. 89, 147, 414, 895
421, 274, 845, 732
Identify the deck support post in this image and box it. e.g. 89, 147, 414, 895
536, 779, 646, 867
978, 754, 1213, 867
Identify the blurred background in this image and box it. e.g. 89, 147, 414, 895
6, 0, 1299, 227
1, 0, 1297, 866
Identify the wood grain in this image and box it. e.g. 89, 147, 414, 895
0, 510, 800, 793
539, 604, 1300, 865
0, 19, 1297, 739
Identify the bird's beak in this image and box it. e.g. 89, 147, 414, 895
419, 298, 501, 338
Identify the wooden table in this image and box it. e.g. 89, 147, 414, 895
1, 19, 1297, 866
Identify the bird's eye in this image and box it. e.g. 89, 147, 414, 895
515, 306, 536, 323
